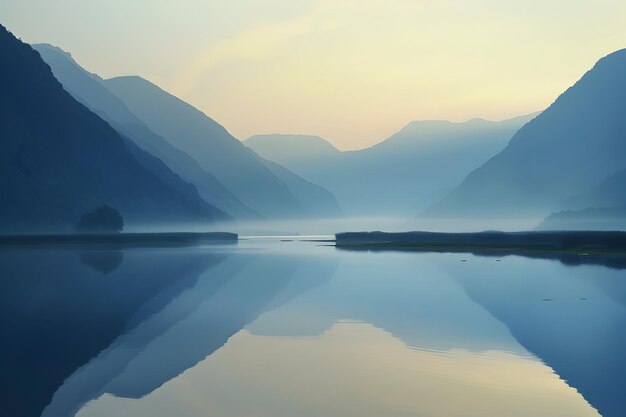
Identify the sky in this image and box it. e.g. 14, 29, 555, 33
2, 0, 626, 150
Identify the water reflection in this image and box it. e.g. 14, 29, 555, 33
438, 254, 626, 417
78, 323, 598, 417
0, 246, 223, 417
79, 250, 124, 274
337, 245, 626, 270
1, 241, 624, 416
43, 251, 337, 417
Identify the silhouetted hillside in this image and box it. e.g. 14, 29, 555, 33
564, 167, 626, 212
537, 207, 626, 231
245, 134, 340, 161
260, 159, 342, 218
427, 49, 626, 219
104, 76, 341, 219
538, 168, 626, 230
246, 115, 534, 216
0, 25, 226, 233
33, 44, 257, 219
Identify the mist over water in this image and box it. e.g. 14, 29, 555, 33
228, 216, 546, 236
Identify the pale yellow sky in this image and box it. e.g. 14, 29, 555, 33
2, 0, 626, 149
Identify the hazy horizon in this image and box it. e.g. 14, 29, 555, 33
2, 0, 625, 150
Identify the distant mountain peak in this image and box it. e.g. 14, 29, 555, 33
245, 133, 339, 155
32, 42, 70, 56
103, 76, 342, 219
105, 75, 235, 137
372, 113, 538, 151
595, 48, 626, 65
33, 43, 104, 82
401, 113, 539, 133
245, 113, 532, 217
108, 74, 153, 85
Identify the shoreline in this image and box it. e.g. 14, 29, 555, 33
335, 230, 626, 255
0, 232, 238, 247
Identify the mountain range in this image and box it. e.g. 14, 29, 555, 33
32, 43, 342, 221
103, 75, 340, 220
3, 20, 626, 232
0, 25, 226, 233
248, 48, 626, 231
426, 49, 626, 225
33, 44, 256, 219
246, 114, 536, 217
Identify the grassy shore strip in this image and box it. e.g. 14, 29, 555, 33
335, 231, 626, 254
0, 232, 238, 247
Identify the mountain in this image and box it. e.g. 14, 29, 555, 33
245, 134, 341, 162
537, 166, 626, 231
427, 49, 626, 220
245, 115, 534, 216
103, 76, 341, 219
537, 207, 626, 231
260, 159, 343, 218
0, 25, 227, 233
565, 167, 626, 211
32, 43, 257, 219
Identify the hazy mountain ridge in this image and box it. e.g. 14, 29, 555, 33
260, 158, 342, 218
32, 43, 259, 220
427, 49, 626, 221
564, 167, 626, 211
0, 25, 225, 233
536, 166, 626, 230
104, 76, 342, 219
537, 207, 626, 231
3, 26, 626, 231
246, 114, 536, 216
245, 134, 341, 161
365, 114, 536, 153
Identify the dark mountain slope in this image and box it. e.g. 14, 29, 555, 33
428, 49, 626, 219
104, 76, 341, 219
0, 25, 225, 233
537, 207, 626, 231
565, 167, 626, 211
32, 44, 256, 219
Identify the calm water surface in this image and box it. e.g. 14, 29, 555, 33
2, 237, 625, 417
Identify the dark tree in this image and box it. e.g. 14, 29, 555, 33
75, 205, 124, 233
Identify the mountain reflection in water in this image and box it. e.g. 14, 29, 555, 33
2, 240, 624, 417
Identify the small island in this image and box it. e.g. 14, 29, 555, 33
75, 205, 125, 234
0, 205, 237, 247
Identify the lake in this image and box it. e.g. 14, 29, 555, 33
2, 237, 624, 417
